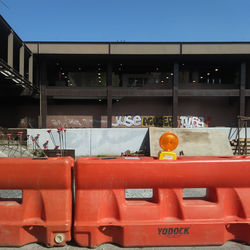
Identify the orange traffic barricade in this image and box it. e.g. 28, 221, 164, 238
74, 156, 250, 247
0, 157, 73, 247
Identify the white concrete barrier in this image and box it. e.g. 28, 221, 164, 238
27, 127, 250, 157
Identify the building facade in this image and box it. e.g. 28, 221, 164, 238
0, 15, 250, 129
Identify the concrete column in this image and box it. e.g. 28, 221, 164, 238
240, 62, 246, 116
19, 44, 25, 77
28, 54, 33, 85
7, 31, 14, 68
40, 62, 47, 128
107, 62, 113, 128
172, 63, 179, 127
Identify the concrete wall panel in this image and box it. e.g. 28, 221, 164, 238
90, 128, 148, 156
27, 127, 250, 158
25, 43, 38, 54
182, 44, 250, 54
39, 43, 109, 54
110, 44, 180, 54
27, 128, 91, 157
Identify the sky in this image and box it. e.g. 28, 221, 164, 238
0, 0, 250, 42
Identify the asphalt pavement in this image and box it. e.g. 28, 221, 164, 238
2, 241, 250, 250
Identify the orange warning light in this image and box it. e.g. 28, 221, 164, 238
159, 132, 179, 152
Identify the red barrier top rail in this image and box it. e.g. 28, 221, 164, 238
76, 156, 250, 189
0, 157, 73, 190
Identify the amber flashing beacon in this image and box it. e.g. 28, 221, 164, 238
158, 132, 178, 160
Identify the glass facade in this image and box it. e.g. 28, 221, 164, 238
112, 62, 173, 89
47, 60, 107, 88
179, 62, 240, 88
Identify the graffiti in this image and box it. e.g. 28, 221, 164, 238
142, 116, 172, 127
46, 116, 93, 128
178, 116, 207, 128
112, 115, 172, 128
112, 116, 141, 127
42, 115, 210, 128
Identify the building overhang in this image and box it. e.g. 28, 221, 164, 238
25, 41, 250, 55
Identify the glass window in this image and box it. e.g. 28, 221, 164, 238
112, 62, 173, 89
179, 63, 240, 86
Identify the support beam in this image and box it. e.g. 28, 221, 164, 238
240, 62, 246, 116
112, 89, 172, 97
46, 87, 106, 97
178, 89, 240, 97
7, 31, 14, 68
28, 54, 33, 85
19, 44, 25, 77
107, 86, 112, 128
107, 62, 112, 128
40, 62, 47, 128
172, 63, 179, 127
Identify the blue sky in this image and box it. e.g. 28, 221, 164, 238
0, 0, 250, 42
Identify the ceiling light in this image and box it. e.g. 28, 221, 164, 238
207, 73, 210, 76
12, 78, 19, 83
200, 76, 203, 79
215, 68, 219, 71
170, 73, 174, 76
0, 71, 9, 77
192, 80, 196, 83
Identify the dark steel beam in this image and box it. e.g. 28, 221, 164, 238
45, 87, 243, 98
45, 87, 107, 97
107, 87, 112, 128
178, 89, 240, 97
246, 89, 250, 96
107, 62, 112, 128
240, 62, 246, 116
172, 63, 179, 127
40, 62, 47, 128
112, 88, 172, 97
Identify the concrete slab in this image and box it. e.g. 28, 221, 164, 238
149, 128, 233, 157
90, 128, 148, 156
27, 129, 91, 157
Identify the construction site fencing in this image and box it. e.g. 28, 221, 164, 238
74, 156, 250, 247
0, 157, 73, 247
1, 156, 250, 247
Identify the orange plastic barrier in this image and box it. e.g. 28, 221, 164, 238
0, 157, 73, 247
74, 156, 250, 247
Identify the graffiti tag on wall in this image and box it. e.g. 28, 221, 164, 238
178, 116, 206, 128
43, 115, 210, 128
112, 116, 173, 128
